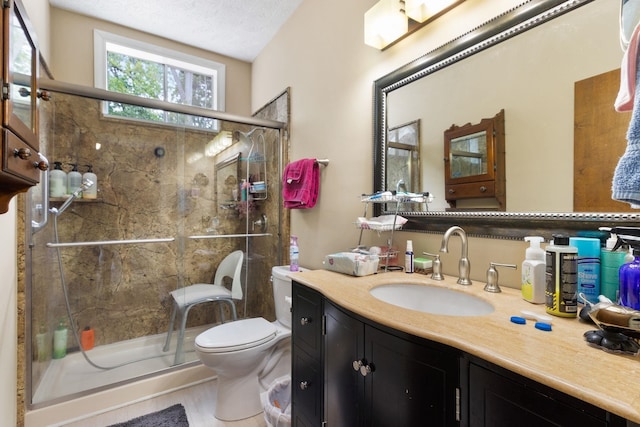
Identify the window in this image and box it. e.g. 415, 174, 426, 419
94, 30, 225, 129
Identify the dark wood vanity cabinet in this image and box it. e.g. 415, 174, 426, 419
465, 357, 627, 427
292, 281, 634, 427
292, 281, 461, 427
0, 0, 45, 214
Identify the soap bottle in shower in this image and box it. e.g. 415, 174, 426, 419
67, 163, 82, 195
81, 326, 95, 350
49, 162, 67, 198
82, 165, 97, 199
52, 319, 68, 359
35, 324, 48, 362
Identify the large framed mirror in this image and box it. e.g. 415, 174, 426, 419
373, 0, 640, 240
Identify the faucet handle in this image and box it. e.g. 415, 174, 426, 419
423, 252, 443, 280
484, 262, 517, 293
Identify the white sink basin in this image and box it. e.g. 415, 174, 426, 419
370, 284, 494, 316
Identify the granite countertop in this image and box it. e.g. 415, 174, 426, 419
290, 269, 640, 423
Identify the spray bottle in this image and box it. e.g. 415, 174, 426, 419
521, 236, 545, 304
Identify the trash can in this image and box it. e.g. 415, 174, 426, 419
262, 375, 291, 427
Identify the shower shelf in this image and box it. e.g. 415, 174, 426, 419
49, 197, 102, 203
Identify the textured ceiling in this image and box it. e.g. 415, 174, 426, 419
49, 0, 304, 62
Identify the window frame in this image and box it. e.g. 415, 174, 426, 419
93, 30, 226, 128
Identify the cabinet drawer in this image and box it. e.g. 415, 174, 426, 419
2, 129, 39, 184
445, 180, 495, 201
292, 282, 323, 359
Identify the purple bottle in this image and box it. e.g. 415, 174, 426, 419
619, 248, 640, 309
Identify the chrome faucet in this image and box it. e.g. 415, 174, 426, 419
440, 226, 472, 285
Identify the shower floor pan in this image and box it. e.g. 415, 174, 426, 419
32, 325, 208, 405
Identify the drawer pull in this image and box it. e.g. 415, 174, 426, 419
300, 317, 311, 325
448, 189, 455, 194
479, 186, 487, 192
299, 381, 309, 390
352, 359, 374, 377
13, 147, 31, 160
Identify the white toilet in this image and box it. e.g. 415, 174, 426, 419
195, 265, 304, 421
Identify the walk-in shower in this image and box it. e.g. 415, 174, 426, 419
25, 80, 288, 408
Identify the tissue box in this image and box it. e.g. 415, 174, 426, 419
323, 252, 379, 276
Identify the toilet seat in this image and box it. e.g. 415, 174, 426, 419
195, 317, 277, 353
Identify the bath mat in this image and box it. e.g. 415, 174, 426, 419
107, 403, 189, 427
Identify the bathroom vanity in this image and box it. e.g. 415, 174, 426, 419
291, 270, 638, 426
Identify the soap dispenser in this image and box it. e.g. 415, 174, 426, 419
49, 161, 67, 198
82, 165, 97, 199
67, 163, 82, 195
52, 319, 68, 359
521, 236, 545, 304
600, 232, 627, 302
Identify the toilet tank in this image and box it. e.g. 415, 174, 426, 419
271, 265, 307, 329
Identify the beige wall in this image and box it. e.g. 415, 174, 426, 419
252, 0, 561, 288
49, 7, 253, 116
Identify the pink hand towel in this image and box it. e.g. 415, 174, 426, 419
282, 158, 320, 209
616, 21, 640, 112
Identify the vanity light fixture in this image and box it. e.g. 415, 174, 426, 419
364, 0, 408, 49
364, 0, 465, 50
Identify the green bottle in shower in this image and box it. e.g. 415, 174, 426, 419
52, 319, 67, 359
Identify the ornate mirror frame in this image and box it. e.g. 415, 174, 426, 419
373, 0, 640, 240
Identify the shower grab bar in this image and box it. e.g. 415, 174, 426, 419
188, 233, 272, 239
47, 237, 175, 248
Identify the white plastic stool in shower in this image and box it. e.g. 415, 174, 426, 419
163, 250, 244, 365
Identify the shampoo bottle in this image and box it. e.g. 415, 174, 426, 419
569, 237, 601, 305
82, 165, 97, 199
67, 163, 82, 195
405, 240, 414, 274
81, 326, 95, 350
545, 234, 578, 317
290, 235, 299, 272
49, 161, 67, 198
600, 233, 627, 302
35, 324, 48, 362
521, 236, 545, 304
52, 319, 68, 359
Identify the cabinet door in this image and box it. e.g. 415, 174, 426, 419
469, 361, 614, 427
292, 282, 324, 427
3, 0, 39, 150
325, 301, 365, 426
364, 324, 459, 427
292, 282, 323, 359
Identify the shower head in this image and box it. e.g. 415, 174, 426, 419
50, 178, 95, 216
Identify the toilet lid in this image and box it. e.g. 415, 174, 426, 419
195, 317, 277, 353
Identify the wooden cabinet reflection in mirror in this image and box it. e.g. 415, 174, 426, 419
444, 109, 505, 210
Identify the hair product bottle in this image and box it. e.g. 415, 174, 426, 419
405, 240, 414, 273
600, 233, 627, 302
569, 237, 601, 305
290, 235, 299, 272
521, 236, 545, 304
545, 235, 578, 317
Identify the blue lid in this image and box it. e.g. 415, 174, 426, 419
535, 322, 552, 332
569, 237, 600, 256
510, 316, 526, 325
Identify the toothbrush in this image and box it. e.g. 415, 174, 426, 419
520, 310, 553, 325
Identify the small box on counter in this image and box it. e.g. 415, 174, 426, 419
323, 252, 379, 277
